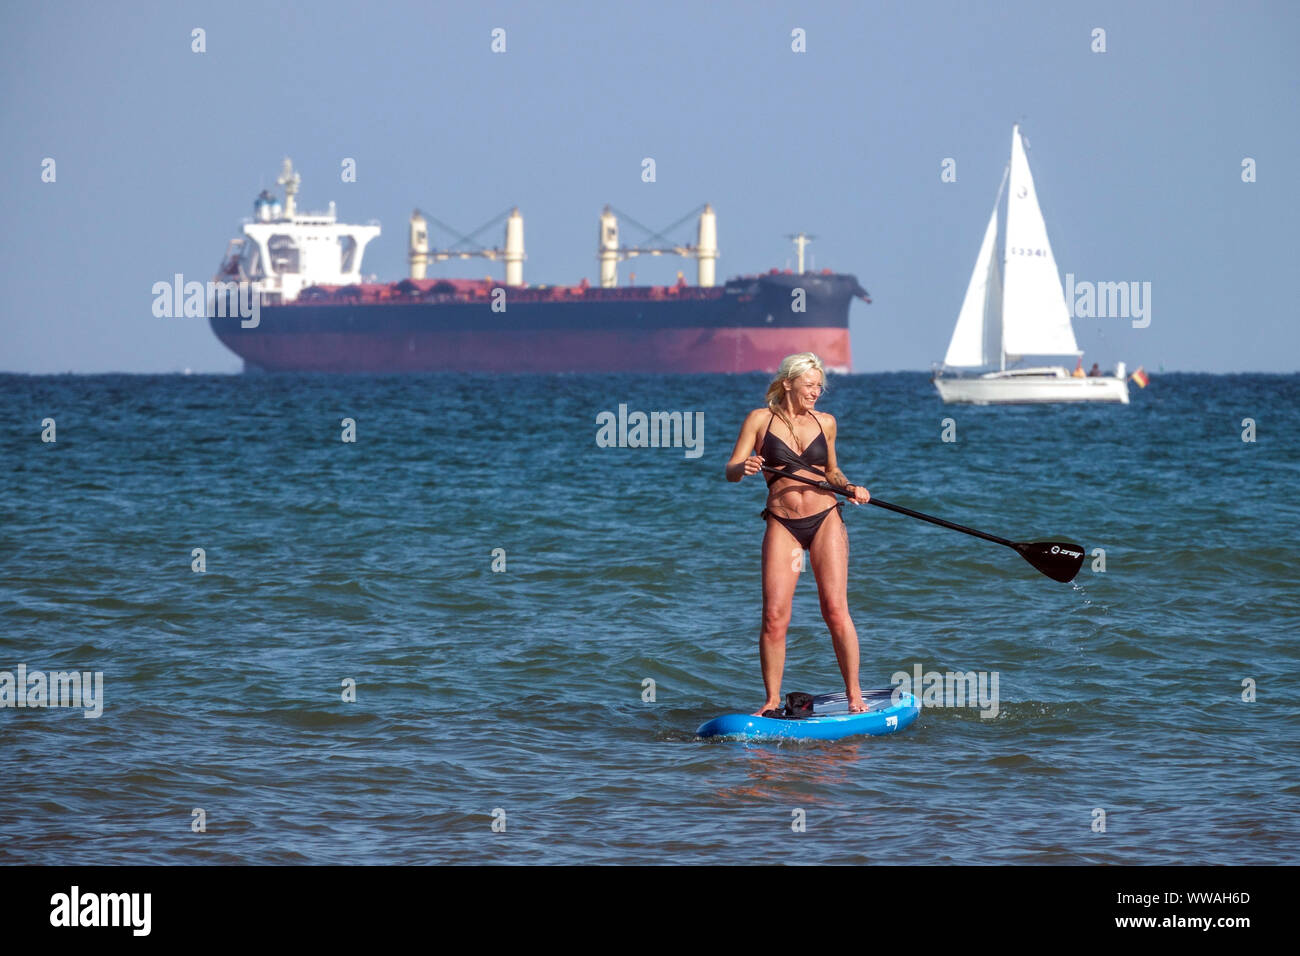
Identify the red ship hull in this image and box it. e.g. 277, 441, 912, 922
209, 271, 866, 373
219, 325, 851, 373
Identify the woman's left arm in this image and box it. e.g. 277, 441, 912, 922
822, 414, 870, 504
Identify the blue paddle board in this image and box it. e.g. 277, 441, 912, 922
697, 687, 919, 741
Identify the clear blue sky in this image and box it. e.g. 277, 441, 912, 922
1, 0, 1294, 373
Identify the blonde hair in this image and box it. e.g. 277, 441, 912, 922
764, 352, 826, 451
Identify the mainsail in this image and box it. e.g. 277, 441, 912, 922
1000, 125, 1079, 359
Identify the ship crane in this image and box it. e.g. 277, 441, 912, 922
409, 206, 525, 286
598, 204, 718, 288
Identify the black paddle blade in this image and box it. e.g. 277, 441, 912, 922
1015, 541, 1086, 583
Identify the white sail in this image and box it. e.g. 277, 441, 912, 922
983, 241, 1003, 367
943, 200, 1000, 367
1001, 125, 1079, 358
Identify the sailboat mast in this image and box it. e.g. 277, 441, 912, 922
992, 163, 1010, 373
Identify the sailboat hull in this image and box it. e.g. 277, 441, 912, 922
934, 370, 1130, 405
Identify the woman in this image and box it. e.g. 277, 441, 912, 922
724, 353, 871, 716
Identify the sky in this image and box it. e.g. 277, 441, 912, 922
1, 0, 1295, 373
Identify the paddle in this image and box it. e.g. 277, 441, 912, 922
759, 464, 1085, 583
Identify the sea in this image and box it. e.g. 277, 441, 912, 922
1, 371, 1296, 865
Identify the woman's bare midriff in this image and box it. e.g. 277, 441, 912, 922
763, 472, 837, 519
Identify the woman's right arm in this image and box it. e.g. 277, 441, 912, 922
724, 409, 764, 482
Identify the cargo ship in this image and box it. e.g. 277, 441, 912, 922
208, 160, 870, 373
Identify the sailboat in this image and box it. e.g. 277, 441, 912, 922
933, 125, 1129, 404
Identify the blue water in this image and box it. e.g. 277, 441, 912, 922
1, 372, 1297, 864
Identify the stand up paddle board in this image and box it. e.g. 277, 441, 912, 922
697, 688, 919, 741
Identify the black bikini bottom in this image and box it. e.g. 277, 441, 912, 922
761, 501, 844, 550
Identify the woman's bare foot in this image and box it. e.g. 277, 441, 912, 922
848, 692, 867, 713
753, 699, 781, 717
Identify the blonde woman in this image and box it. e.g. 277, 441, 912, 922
724, 353, 871, 716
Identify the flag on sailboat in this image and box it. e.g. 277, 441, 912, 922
1131, 366, 1150, 388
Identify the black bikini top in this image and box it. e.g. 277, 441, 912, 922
761, 411, 828, 484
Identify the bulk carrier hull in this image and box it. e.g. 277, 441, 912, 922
210, 271, 864, 374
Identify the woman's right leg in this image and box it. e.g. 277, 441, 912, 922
756, 519, 802, 715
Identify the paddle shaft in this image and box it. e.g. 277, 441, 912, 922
759, 465, 1016, 549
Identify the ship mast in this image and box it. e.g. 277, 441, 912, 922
786, 232, 816, 273
278, 158, 301, 219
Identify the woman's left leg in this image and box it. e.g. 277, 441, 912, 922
808, 505, 866, 712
